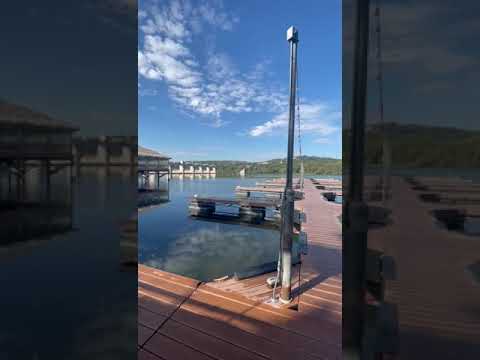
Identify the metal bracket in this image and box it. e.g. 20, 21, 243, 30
299, 231, 308, 255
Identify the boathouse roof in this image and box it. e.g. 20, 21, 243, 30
0, 100, 79, 131
138, 146, 170, 159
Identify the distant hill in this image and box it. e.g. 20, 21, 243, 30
343, 123, 480, 167
171, 156, 341, 177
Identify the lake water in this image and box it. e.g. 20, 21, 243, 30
0, 167, 137, 359
138, 175, 310, 281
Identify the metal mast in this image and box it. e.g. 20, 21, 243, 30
280, 26, 299, 303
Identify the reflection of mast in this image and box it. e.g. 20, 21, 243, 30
374, 1, 391, 205
344, 0, 370, 356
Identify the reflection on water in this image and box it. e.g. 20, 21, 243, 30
0, 164, 74, 258
143, 225, 287, 281
0, 166, 136, 359
139, 176, 301, 281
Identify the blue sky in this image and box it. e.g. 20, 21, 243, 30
138, 0, 341, 161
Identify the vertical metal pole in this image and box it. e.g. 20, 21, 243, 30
344, 0, 370, 356
280, 26, 299, 303
70, 160, 74, 229
44, 159, 51, 203
8, 168, 12, 199
16, 160, 21, 201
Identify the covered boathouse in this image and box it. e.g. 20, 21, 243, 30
138, 146, 170, 176
0, 100, 78, 244
0, 99, 78, 202
138, 145, 170, 191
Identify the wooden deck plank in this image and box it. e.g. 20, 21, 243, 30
139, 324, 155, 347
139, 307, 168, 330
138, 349, 165, 360
297, 339, 342, 360
190, 286, 340, 348
159, 320, 266, 360
138, 287, 183, 317
144, 333, 215, 360
197, 285, 340, 326
180, 292, 315, 349
139, 264, 200, 288
139, 282, 186, 306
139, 271, 196, 297
171, 306, 322, 360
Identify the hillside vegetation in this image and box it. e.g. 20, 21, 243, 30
343, 123, 480, 168
172, 156, 341, 177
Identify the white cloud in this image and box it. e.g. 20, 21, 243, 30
249, 102, 341, 137
138, 0, 288, 126
313, 137, 332, 144
249, 116, 286, 137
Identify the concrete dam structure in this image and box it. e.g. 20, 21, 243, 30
170, 161, 216, 175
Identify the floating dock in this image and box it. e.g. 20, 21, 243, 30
255, 182, 302, 189
138, 179, 342, 359
188, 196, 305, 227
322, 191, 343, 202
235, 186, 304, 200
312, 178, 341, 185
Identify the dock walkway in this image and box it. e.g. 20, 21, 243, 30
367, 176, 480, 358
138, 179, 342, 359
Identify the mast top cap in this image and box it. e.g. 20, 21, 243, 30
286, 26, 298, 42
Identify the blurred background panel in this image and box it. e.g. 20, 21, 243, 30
343, 0, 480, 358
0, 1, 138, 359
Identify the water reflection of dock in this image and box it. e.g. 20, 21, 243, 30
138, 189, 170, 209
138, 179, 342, 359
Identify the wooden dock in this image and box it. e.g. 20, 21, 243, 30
255, 182, 302, 189
190, 196, 281, 209
138, 179, 342, 359
366, 175, 480, 357
235, 186, 304, 200
311, 178, 341, 186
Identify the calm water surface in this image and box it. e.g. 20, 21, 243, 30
139, 176, 306, 281
0, 167, 137, 360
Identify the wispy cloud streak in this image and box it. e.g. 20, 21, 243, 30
249, 102, 341, 138
138, 0, 288, 126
